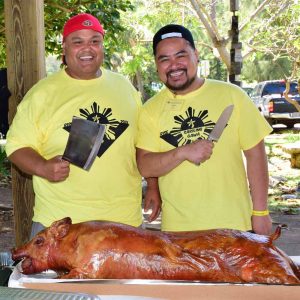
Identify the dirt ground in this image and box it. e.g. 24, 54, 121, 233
0, 186, 14, 254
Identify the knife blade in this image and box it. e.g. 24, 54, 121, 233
195, 104, 234, 166
208, 104, 234, 141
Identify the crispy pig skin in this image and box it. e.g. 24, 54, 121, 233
11, 217, 300, 284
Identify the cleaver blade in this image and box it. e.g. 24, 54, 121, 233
62, 117, 106, 171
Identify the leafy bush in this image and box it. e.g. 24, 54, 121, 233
0, 148, 10, 177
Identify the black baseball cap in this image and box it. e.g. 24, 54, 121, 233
152, 24, 196, 55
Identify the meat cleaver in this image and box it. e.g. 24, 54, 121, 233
62, 116, 106, 171
208, 104, 234, 141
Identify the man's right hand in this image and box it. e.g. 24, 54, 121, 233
39, 156, 70, 182
180, 140, 214, 165
137, 140, 214, 178
8, 148, 70, 182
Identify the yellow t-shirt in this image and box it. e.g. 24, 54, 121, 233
137, 79, 272, 231
6, 69, 143, 227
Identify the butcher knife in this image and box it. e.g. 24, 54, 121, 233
62, 116, 106, 171
208, 104, 234, 142
195, 104, 234, 166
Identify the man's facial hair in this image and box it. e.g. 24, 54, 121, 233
165, 69, 197, 91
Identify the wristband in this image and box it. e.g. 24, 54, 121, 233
252, 210, 269, 216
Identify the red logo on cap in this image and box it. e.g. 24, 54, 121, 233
82, 20, 93, 26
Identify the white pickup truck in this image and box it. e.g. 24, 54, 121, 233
251, 80, 300, 128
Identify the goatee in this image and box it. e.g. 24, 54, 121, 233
166, 72, 197, 92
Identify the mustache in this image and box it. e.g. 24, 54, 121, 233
78, 51, 95, 57
166, 68, 187, 77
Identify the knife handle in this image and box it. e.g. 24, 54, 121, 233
195, 138, 215, 166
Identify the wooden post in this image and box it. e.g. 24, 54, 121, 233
229, 0, 242, 86
4, 0, 46, 246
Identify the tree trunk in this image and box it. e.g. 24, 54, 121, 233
4, 0, 46, 246
135, 68, 146, 101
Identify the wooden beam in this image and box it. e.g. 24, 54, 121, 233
4, 0, 46, 246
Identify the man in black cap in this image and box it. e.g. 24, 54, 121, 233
152, 24, 199, 94
136, 24, 273, 235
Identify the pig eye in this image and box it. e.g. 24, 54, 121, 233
34, 236, 44, 246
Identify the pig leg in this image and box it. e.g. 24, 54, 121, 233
58, 268, 92, 279
156, 238, 228, 280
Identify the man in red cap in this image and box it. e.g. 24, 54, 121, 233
62, 13, 105, 80
6, 13, 161, 238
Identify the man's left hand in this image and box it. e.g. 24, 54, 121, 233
251, 215, 273, 235
143, 186, 161, 223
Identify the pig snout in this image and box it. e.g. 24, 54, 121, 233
11, 247, 45, 275
11, 247, 36, 274
11, 247, 28, 261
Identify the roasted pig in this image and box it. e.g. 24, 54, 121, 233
11, 217, 300, 284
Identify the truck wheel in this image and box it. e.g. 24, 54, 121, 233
284, 122, 295, 129
265, 117, 273, 126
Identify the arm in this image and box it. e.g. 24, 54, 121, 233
243, 140, 272, 235
9, 147, 70, 182
136, 139, 214, 178
143, 177, 161, 222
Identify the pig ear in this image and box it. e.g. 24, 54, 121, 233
49, 217, 72, 240
55, 223, 71, 240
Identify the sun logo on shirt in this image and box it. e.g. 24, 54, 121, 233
160, 107, 215, 147
79, 102, 120, 141
63, 102, 129, 157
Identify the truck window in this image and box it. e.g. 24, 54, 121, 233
263, 82, 298, 96
252, 85, 260, 97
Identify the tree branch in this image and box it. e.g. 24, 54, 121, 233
44, 0, 73, 13
239, 0, 273, 32
283, 81, 300, 112
188, 0, 230, 68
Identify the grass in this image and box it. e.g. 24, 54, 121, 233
0, 149, 10, 177
266, 129, 300, 214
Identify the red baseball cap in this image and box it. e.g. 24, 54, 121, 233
63, 13, 105, 41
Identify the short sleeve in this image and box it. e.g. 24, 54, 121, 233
236, 91, 272, 150
5, 88, 44, 156
136, 104, 161, 152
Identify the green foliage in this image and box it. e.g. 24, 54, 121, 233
265, 131, 300, 213
269, 197, 300, 214
118, 0, 229, 98
46, 55, 60, 75
1, 0, 299, 93
246, 1, 300, 80
0, 147, 9, 177
0, 0, 5, 66
286, 132, 300, 143
242, 55, 292, 83
202, 53, 227, 81
43, 0, 134, 68
0, 0, 134, 68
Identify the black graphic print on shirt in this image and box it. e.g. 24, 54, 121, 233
63, 102, 129, 157
160, 107, 215, 147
